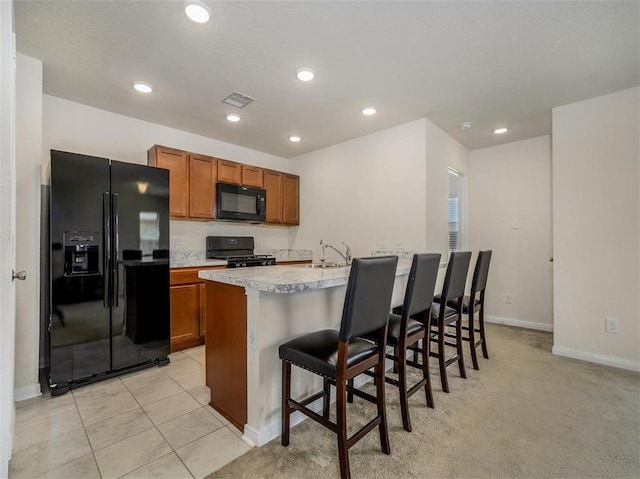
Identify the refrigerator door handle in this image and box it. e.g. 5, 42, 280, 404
103, 192, 111, 308
112, 193, 120, 308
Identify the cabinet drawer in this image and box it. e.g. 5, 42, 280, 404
170, 265, 225, 285
170, 269, 201, 285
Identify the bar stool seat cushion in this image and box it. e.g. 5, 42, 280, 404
386, 314, 424, 346
460, 295, 481, 314
279, 329, 377, 379
430, 302, 457, 322
363, 314, 424, 347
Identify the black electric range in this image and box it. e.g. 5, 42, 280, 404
206, 236, 276, 268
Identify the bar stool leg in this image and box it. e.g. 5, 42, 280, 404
437, 322, 449, 393
336, 377, 350, 479
397, 337, 411, 432
375, 356, 391, 454
422, 331, 434, 408
456, 313, 467, 379
468, 310, 480, 370
323, 378, 331, 419
281, 360, 291, 446
346, 379, 354, 403
479, 305, 489, 359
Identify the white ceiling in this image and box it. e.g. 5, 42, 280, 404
14, 1, 639, 159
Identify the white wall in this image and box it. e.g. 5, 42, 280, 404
468, 136, 553, 331
425, 120, 470, 255
42, 95, 294, 253
289, 118, 468, 262
552, 87, 639, 370
14, 55, 43, 400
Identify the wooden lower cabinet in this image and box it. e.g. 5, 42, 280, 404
205, 281, 247, 431
170, 265, 224, 352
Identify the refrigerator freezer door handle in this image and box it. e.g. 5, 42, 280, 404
103, 192, 111, 308
112, 193, 119, 308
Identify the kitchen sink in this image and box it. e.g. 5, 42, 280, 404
299, 262, 349, 269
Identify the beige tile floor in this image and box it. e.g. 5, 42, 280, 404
9, 346, 252, 479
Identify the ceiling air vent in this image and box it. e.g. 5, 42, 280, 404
221, 91, 255, 109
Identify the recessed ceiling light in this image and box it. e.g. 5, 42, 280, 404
133, 81, 153, 93
184, 0, 211, 23
296, 69, 315, 82
460, 121, 472, 130
362, 107, 376, 116
289, 136, 301, 143
494, 128, 508, 134
226, 114, 240, 122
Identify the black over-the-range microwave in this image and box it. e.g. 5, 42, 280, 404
216, 182, 266, 223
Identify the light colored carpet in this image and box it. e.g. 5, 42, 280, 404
208, 324, 640, 479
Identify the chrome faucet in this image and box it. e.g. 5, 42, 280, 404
321, 241, 352, 266
320, 239, 327, 267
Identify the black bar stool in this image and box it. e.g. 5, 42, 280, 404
430, 251, 472, 393
279, 256, 399, 479
355, 253, 441, 432
452, 250, 492, 370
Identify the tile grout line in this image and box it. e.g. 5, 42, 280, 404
121, 363, 201, 478
72, 380, 105, 479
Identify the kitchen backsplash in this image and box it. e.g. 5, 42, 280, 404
255, 248, 313, 262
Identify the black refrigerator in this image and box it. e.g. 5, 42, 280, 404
46, 150, 170, 395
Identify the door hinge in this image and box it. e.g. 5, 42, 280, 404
48, 314, 53, 333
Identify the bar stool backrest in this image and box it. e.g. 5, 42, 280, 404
402, 253, 441, 318
471, 250, 492, 294
339, 256, 399, 342
441, 251, 472, 304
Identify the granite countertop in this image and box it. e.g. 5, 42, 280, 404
198, 259, 412, 294
170, 258, 228, 268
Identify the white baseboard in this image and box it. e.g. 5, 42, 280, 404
485, 315, 553, 332
244, 399, 325, 447
14, 383, 42, 402
552, 346, 640, 372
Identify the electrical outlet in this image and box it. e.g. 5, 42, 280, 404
174, 240, 184, 248
605, 318, 619, 334
249, 328, 257, 350
505, 293, 512, 304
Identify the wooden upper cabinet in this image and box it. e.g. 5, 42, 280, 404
264, 170, 283, 224
148, 145, 189, 218
283, 174, 300, 225
189, 154, 217, 219
217, 159, 241, 184
149, 145, 299, 226
241, 165, 264, 188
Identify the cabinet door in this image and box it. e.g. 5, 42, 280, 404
241, 165, 264, 188
264, 170, 283, 224
217, 159, 241, 184
148, 146, 189, 218
170, 284, 200, 348
189, 154, 217, 219
283, 174, 299, 225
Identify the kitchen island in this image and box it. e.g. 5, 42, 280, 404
198, 260, 413, 447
